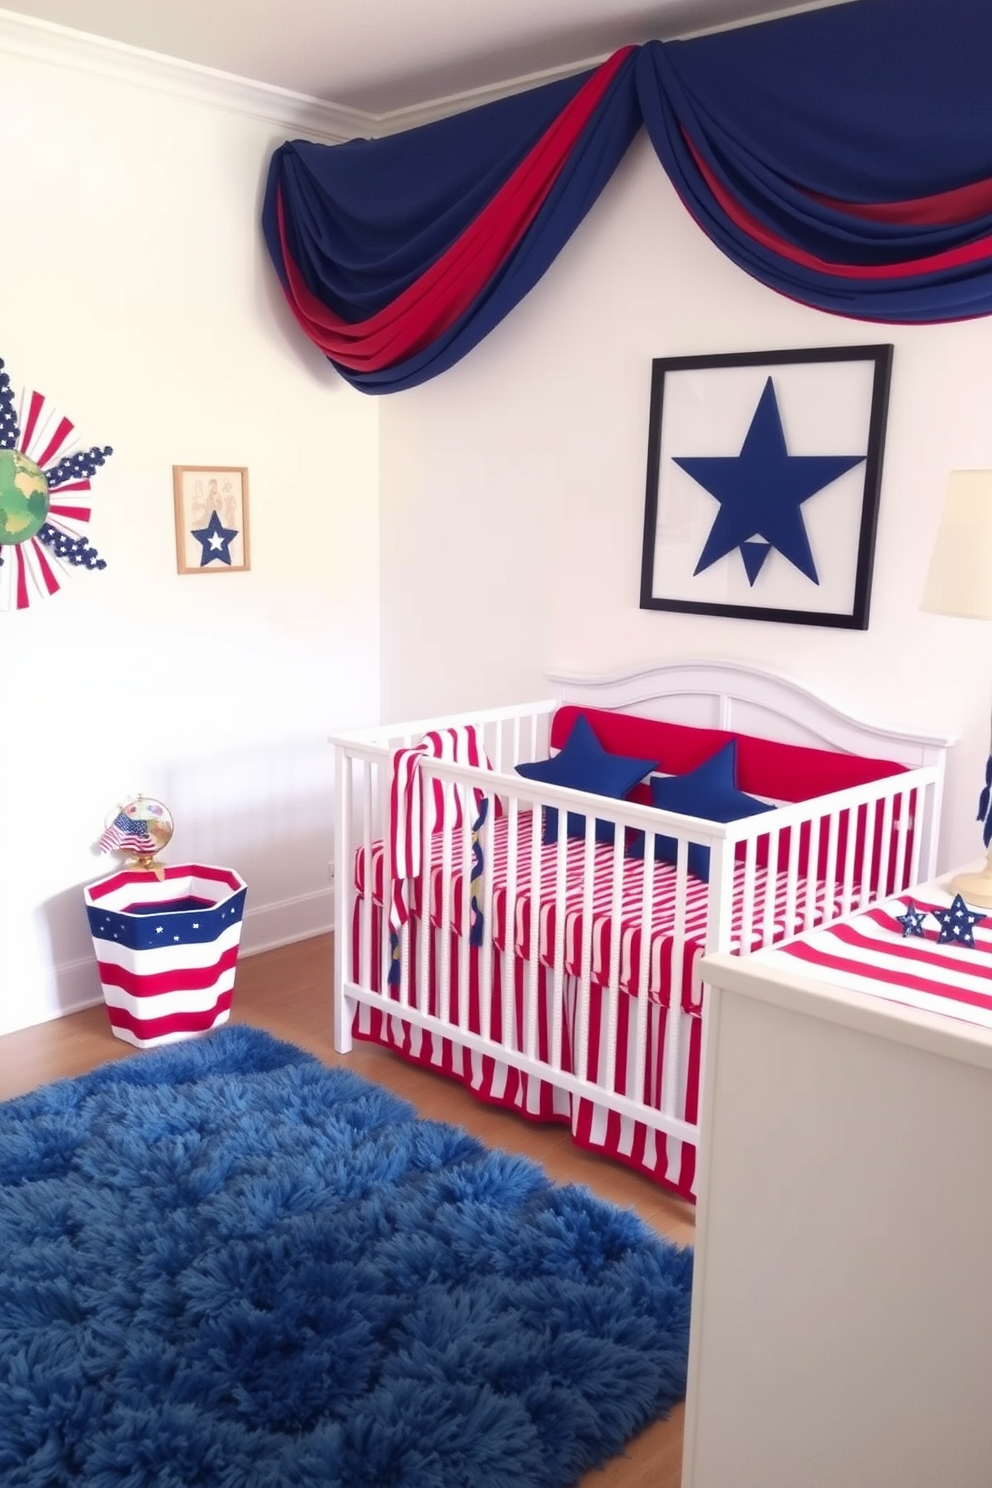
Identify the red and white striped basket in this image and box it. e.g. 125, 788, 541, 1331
84, 863, 248, 1049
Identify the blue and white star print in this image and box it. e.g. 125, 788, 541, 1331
931, 894, 986, 949
895, 900, 928, 938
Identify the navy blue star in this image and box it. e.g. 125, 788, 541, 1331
674, 377, 866, 585
895, 899, 928, 938
0, 360, 19, 449
191, 508, 238, 567
931, 894, 986, 949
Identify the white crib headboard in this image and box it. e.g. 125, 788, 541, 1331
545, 659, 955, 771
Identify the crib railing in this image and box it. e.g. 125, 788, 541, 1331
331, 708, 942, 1180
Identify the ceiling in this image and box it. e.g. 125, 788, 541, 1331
0, 0, 851, 115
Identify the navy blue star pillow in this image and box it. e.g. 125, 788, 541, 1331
627, 739, 774, 881
515, 714, 656, 845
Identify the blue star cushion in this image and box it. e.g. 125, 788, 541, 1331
515, 713, 656, 844
627, 739, 774, 881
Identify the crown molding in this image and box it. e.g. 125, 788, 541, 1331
0, 0, 857, 144
0, 7, 372, 142
363, 0, 853, 135
367, 55, 605, 136
0, 5, 604, 142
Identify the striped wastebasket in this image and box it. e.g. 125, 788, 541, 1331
84, 863, 248, 1048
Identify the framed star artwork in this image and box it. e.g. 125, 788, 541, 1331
639, 344, 892, 628
173, 465, 250, 575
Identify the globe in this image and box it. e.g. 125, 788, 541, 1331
0, 449, 49, 544
120, 798, 174, 858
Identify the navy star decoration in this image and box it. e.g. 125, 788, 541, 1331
931, 895, 986, 949
675, 377, 865, 587
191, 509, 239, 567
895, 900, 928, 938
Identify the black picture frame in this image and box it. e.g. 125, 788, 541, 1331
639, 344, 892, 629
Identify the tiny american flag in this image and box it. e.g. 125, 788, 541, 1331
97, 811, 158, 856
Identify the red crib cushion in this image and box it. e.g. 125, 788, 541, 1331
549, 706, 905, 801
549, 706, 910, 890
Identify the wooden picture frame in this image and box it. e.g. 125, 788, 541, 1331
639, 345, 892, 629
173, 466, 250, 575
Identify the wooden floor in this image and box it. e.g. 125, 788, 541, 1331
0, 933, 694, 1488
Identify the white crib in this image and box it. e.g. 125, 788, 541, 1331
331, 661, 952, 1199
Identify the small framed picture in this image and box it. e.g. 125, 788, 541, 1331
639, 345, 892, 629
173, 466, 250, 574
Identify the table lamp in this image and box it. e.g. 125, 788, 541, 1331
922, 469, 992, 907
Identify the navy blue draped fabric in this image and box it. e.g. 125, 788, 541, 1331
262, 0, 992, 392
638, 0, 992, 322
263, 48, 642, 392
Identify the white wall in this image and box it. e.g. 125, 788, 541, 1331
0, 47, 380, 1035
379, 134, 992, 875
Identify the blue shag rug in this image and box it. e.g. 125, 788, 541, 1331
0, 1025, 692, 1488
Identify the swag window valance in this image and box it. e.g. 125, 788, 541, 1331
262, 0, 992, 393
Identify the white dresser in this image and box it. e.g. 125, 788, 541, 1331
684, 874, 992, 1488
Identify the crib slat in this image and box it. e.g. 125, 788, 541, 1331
631, 839, 656, 1110
417, 787, 431, 1029
878, 791, 896, 899
379, 753, 394, 1009
785, 819, 801, 938
840, 804, 857, 918
334, 749, 355, 1053
761, 825, 780, 949
457, 794, 472, 1038
549, 813, 569, 1078
574, 821, 597, 1086
860, 794, 878, 910
601, 830, 626, 1106
488, 719, 502, 775
906, 784, 924, 888
738, 832, 756, 952
661, 838, 689, 1131
478, 795, 496, 1049
892, 782, 910, 892
823, 807, 839, 922
501, 798, 520, 1052
359, 756, 374, 1006
524, 803, 543, 1075
803, 815, 821, 932
436, 781, 453, 1025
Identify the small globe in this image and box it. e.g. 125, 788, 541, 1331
0, 449, 49, 544
120, 798, 174, 857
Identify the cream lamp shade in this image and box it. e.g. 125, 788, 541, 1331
922, 469, 992, 620
922, 469, 992, 906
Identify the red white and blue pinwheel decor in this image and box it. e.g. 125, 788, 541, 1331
0, 356, 111, 612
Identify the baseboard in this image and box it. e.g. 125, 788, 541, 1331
238, 887, 333, 957
2, 888, 335, 1038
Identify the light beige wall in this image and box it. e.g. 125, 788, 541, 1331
0, 49, 380, 1034
379, 134, 992, 875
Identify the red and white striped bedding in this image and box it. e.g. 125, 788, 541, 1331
769, 892, 992, 1030
354, 811, 847, 1007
